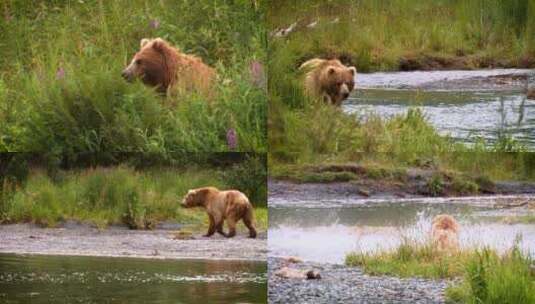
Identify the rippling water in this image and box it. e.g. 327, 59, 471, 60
0, 254, 266, 303
269, 196, 535, 264
343, 69, 535, 149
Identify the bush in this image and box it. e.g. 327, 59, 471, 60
220, 155, 267, 206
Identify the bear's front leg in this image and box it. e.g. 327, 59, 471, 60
204, 214, 216, 237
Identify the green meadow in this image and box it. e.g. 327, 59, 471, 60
0, 0, 266, 153
0, 153, 268, 231
268, 0, 535, 183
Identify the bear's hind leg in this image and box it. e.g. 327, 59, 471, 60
225, 218, 237, 238
243, 217, 257, 238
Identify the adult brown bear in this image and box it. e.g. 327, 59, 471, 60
122, 38, 216, 98
181, 187, 257, 238
300, 58, 357, 106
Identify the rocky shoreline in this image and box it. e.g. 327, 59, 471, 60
268, 257, 451, 304
269, 177, 535, 205
0, 223, 267, 261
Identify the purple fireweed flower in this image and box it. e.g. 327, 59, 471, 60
149, 19, 160, 29
56, 67, 65, 80
226, 128, 238, 150
249, 60, 265, 89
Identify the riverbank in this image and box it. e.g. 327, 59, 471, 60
0, 223, 267, 261
269, 163, 535, 201
269, 1, 534, 73
268, 257, 449, 303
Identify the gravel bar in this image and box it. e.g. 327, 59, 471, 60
0, 223, 267, 262
268, 258, 451, 304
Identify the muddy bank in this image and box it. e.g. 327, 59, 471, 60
0, 223, 267, 261
268, 257, 450, 304
269, 173, 535, 203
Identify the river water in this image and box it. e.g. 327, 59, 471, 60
269, 195, 535, 264
0, 254, 267, 303
344, 69, 535, 149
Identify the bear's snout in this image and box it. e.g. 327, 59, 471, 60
121, 69, 133, 82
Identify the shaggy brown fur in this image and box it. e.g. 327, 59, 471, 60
431, 214, 460, 252
181, 187, 256, 238
300, 58, 357, 106
122, 38, 216, 98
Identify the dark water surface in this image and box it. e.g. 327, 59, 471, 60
0, 254, 266, 304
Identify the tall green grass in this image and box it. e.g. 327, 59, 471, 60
446, 247, 534, 304
346, 240, 534, 304
0, 0, 266, 152
269, 0, 534, 72
0, 159, 268, 229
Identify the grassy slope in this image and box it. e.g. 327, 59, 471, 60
269, 0, 535, 72
268, 0, 535, 182
0, 0, 266, 152
346, 240, 534, 304
0, 165, 268, 231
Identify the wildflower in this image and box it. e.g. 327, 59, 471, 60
226, 128, 238, 150
249, 60, 265, 89
149, 19, 160, 29
56, 67, 65, 80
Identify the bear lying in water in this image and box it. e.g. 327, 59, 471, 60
431, 214, 460, 252
181, 187, 257, 238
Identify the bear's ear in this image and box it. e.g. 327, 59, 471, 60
151, 38, 166, 52
140, 38, 151, 48
348, 66, 357, 76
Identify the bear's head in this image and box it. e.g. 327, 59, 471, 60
121, 38, 176, 93
321, 60, 356, 105
181, 187, 217, 208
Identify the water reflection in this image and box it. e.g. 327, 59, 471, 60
0, 254, 266, 304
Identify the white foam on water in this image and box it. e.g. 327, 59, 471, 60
269, 210, 535, 264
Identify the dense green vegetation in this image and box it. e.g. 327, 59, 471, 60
269, 0, 534, 72
0, 153, 267, 230
0, 0, 266, 152
346, 240, 534, 304
268, 0, 535, 179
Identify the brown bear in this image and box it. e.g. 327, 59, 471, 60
181, 187, 257, 238
121, 38, 216, 98
431, 214, 460, 252
299, 58, 357, 106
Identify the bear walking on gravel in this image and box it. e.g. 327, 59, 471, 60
299, 58, 357, 106
181, 187, 257, 238
122, 38, 216, 98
